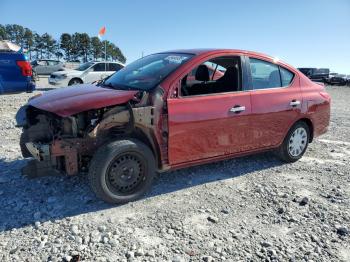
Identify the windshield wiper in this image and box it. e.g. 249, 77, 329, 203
102, 82, 115, 89
101, 82, 138, 91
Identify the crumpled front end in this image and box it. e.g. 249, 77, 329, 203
17, 103, 133, 178
16, 87, 167, 178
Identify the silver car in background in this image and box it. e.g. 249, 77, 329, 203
31, 59, 65, 75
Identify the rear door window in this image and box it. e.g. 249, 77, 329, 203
250, 58, 281, 89
93, 63, 106, 72
108, 63, 123, 71
280, 67, 294, 86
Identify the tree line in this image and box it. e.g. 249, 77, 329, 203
0, 24, 126, 63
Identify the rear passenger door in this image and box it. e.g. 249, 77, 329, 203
248, 57, 302, 149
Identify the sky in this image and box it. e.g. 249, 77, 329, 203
1, 0, 349, 73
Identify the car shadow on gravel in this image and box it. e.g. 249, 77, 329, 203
0, 152, 282, 232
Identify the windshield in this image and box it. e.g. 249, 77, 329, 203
103, 53, 194, 91
76, 62, 94, 71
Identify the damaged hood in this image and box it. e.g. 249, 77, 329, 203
28, 84, 138, 117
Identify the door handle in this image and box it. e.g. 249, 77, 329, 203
290, 100, 301, 107
229, 105, 246, 113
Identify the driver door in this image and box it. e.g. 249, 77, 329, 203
167, 56, 253, 165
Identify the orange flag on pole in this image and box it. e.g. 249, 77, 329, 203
98, 26, 106, 39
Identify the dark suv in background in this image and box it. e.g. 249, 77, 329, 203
327, 73, 347, 85
298, 68, 330, 83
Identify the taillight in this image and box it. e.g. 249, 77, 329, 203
16, 60, 32, 76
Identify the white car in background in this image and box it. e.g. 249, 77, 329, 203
49, 61, 124, 86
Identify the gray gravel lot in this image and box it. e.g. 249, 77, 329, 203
0, 81, 349, 261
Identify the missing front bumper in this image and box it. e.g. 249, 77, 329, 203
25, 142, 50, 161
22, 141, 79, 178
22, 159, 62, 179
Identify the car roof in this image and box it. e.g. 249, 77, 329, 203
92, 61, 125, 66
158, 48, 275, 59
37, 59, 59, 61
157, 48, 298, 72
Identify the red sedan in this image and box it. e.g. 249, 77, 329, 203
17, 49, 330, 204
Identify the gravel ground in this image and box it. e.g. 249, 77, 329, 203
0, 81, 349, 262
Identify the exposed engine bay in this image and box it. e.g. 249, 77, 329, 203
16, 87, 168, 178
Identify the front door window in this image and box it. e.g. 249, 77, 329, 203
181, 56, 242, 96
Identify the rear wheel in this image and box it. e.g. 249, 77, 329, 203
276, 121, 310, 163
88, 140, 156, 204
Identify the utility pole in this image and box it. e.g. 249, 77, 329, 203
105, 40, 107, 71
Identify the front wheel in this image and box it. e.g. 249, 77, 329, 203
68, 78, 82, 86
88, 140, 156, 204
276, 121, 310, 163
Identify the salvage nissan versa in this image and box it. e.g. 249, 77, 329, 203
16, 49, 331, 204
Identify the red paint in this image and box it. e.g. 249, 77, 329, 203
29, 84, 138, 117
161, 49, 330, 168
167, 92, 252, 164
28, 49, 330, 170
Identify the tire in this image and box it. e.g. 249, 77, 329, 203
276, 121, 310, 163
32, 70, 38, 81
88, 139, 156, 204
20, 130, 31, 158
68, 78, 82, 86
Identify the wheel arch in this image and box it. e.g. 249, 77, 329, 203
294, 117, 314, 143
68, 77, 83, 85
107, 127, 161, 170
128, 127, 162, 169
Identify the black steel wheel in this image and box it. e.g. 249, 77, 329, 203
88, 139, 156, 204
106, 152, 146, 195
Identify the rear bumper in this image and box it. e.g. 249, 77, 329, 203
0, 79, 35, 94
314, 125, 328, 138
